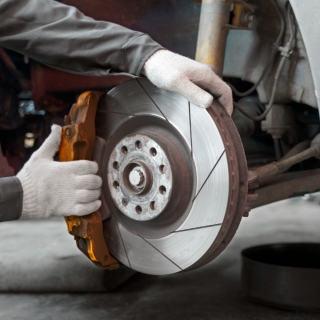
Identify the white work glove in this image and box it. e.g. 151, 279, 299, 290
142, 49, 233, 115
17, 125, 102, 219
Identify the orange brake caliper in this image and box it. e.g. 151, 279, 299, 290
59, 91, 119, 269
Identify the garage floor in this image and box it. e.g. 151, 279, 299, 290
0, 198, 319, 320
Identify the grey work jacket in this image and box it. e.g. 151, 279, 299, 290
0, 0, 163, 222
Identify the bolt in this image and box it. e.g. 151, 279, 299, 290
242, 12, 255, 25
65, 127, 71, 136
247, 13, 255, 22
122, 198, 128, 206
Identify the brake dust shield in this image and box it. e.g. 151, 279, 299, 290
95, 78, 248, 275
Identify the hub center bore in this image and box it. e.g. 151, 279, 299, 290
108, 134, 173, 221
129, 167, 144, 186
122, 161, 151, 195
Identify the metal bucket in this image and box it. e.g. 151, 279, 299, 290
242, 243, 320, 312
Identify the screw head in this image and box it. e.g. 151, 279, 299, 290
65, 127, 71, 136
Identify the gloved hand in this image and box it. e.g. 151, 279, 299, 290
142, 49, 233, 115
17, 125, 102, 219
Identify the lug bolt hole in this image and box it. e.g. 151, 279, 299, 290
135, 205, 142, 214
121, 146, 128, 154
135, 140, 142, 149
150, 147, 157, 157
159, 165, 165, 174
150, 201, 156, 210
159, 186, 166, 194
113, 181, 120, 189
113, 161, 120, 170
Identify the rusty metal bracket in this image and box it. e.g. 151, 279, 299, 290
244, 144, 320, 215
253, 169, 320, 208
59, 91, 119, 269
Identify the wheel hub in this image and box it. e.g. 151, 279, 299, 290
108, 134, 172, 221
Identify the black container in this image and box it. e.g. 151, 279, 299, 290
242, 243, 320, 312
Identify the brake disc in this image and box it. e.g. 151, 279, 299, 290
95, 78, 248, 275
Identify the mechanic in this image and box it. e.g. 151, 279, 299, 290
0, 0, 232, 223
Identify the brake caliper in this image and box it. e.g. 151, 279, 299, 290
59, 91, 119, 269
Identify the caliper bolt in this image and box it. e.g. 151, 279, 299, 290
65, 127, 71, 137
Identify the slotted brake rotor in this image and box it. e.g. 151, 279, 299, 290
95, 78, 248, 275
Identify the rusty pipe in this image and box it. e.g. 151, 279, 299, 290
280, 140, 311, 161
195, 0, 233, 76
252, 169, 320, 208
253, 145, 320, 185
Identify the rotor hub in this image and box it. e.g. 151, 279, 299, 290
96, 78, 247, 275
108, 134, 173, 221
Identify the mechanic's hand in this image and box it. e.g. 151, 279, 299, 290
142, 49, 233, 115
17, 125, 102, 219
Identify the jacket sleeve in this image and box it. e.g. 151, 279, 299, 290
0, 177, 22, 222
0, 0, 163, 76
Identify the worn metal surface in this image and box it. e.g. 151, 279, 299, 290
249, 144, 320, 186
96, 78, 247, 275
195, 0, 233, 75
242, 243, 320, 311
245, 142, 320, 209
253, 169, 320, 208
59, 91, 119, 269
260, 146, 319, 184
108, 134, 173, 221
